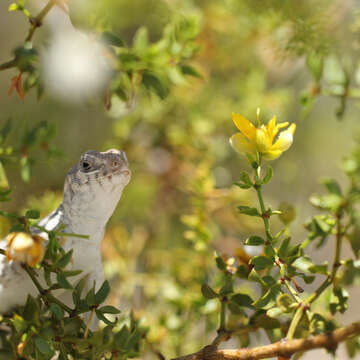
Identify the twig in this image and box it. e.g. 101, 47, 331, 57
84, 308, 95, 339
286, 209, 344, 340
171, 320, 360, 360
0, 0, 56, 72
21, 263, 73, 314
0, 249, 5, 256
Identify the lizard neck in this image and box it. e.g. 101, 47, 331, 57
59, 188, 124, 243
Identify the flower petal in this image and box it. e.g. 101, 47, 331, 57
230, 133, 255, 154
263, 150, 283, 160
255, 126, 272, 152
271, 123, 296, 152
266, 115, 277, 141
232, 113, 256, 140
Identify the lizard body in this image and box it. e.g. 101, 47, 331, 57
0, 149, 131, 314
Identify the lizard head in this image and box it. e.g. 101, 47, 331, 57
63, 149, 131, 221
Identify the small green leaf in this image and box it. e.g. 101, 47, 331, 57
253, 285, 282, 310
215, 255, 227, 270
180, 64, 203, 78
95, 309, 117, 325
115, 325, 130, 348
308, 262, 328, 275
142, 72, 169, 99
201, 283, 218, 299
57, 249, 73, 268
25, 209, 41, 219
250, 255, 273, 271
8, 3, 18, 11
238, 206, 260, 217
50, 303, 64, 321
219, 276, 234, 296
321, 178, 342, 195
57, 273, 73, 289
244, 236, 265, 246
330, 287, 349, 315
98, 305, 121, 314
266, 307, 284, 318
101, 31, 125, 47
95, 280, 111, 304
35, 337, 53, 355
230, 293, 253, 308
262, 166, 273, 184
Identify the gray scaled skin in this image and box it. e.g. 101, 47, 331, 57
0, 149, 131, 316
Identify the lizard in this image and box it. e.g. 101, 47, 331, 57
0, 149, 131, 315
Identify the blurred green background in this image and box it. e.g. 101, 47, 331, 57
1, 0, 360, 358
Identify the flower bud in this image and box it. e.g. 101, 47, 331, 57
6, 232, 45, 267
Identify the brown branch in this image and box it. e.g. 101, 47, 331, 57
171, 320, 360, 360
0, 0, 56, 72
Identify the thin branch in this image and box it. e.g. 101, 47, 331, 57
0, 0, 56, 72
171, 320, 360, 360
21, 263, 73, 314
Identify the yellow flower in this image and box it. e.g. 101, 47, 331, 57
230, 112, 296, 160
6, 232, 45, 267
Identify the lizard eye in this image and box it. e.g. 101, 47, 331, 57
112, 161, 119, 167
81, 161, 92, 172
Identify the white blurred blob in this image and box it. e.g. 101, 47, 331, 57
146, 148, 172, 174
244, 245, 263, 257
41, 29, 111, 104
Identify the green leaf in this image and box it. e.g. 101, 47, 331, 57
230, 293, 253, 308
308, 262, 328, 275
95, 280, 111, 304
57, 249, 73, 268
98, 305, 121, 314
25, 209, 40, 219
8, 3, 18, 11
262, 166, 273, 184
266, 307, 284, 318
142, 71, 169, 99
133, 26, 149, 51
85, 284, 96, 307
180, 64, 203, 78
57, 273, 73, 289
95, 309, 117, 326
228, 302, 245, 315
23, 295, 39, 322
115, 325, 130, 348
219, 276, 234, 296
11, 314, 27, 333
254, 311, 281, 329
310, 193, 342, 211
215, 255, 227, 270
35, 337, 53, 355
244, 236, 265, 246
292, 256, 315, 273
101, 31, 125, 47
253, 285, 282, 310
330, 287, 349, 314
50, 303, 64, 321
201, 283, 218, 299
238, 206, 260, 217
250, 255, 273, 271
278, 237, 291, 259
321, 178, 342, 195
125, 328, 141, 351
